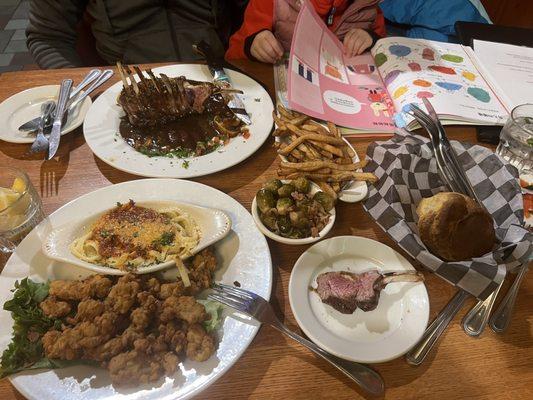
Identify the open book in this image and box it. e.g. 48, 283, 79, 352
286, 1, 516, 134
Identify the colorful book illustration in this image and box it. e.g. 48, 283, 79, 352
287, 1, 517, 133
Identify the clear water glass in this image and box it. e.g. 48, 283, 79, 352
496, 103, 533, 174
0, 167, 44, 264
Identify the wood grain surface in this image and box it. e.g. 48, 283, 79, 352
0, 61, 531, 400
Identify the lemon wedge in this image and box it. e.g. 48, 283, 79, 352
11, 177, 26, 194
0, 188, 20, 212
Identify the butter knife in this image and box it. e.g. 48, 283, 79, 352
19, 69, 101, 132
193, 40, 252, 125
47, 79, 73, 160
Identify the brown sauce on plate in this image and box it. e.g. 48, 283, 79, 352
119, 94, 236, 157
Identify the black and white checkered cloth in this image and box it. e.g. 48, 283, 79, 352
363, 130, 532, 300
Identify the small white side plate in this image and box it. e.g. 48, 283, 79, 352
289, 236, 429, 363
0, 85, 92, 144
42, 200, 231, 275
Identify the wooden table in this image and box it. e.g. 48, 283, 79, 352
0, 62, 531, 400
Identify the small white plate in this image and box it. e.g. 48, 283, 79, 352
289, 236, 429, 363
251, 181, 336, 245
0, 85, 92, 144
275, 132, 368, 203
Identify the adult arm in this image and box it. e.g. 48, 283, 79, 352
26, 0, 88, 69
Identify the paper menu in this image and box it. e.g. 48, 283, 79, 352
472, 39, 533, 110
371, 37, 508, 127
287, 1, 395, 132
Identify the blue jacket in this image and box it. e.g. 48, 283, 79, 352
380, 0, 491, 42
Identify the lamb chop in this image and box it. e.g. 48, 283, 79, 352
315, 270, 424, 313
116, 62, 242, 127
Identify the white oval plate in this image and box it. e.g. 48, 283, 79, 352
251, 181, 336, 245
289, 236, 429, 363
84, 64, 274, 178
0, 85, 92, 144
42, 201, 232, 275
274, 132, 367, 203
0, 178, 272, 400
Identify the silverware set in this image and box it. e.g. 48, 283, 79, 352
208, 283, 385, 396
404, 98, 529, 365
26, 68, 114, 158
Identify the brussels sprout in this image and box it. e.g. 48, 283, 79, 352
278, 215, 292, 235
289, 210, 309, 229
277, 184, 295, 198
276, 197, 294, 215
292, 177, 310, 193
263, 179, 283, 193
256, 189, 276, 213
313, 191, 335, 212
260, 212, 278, 231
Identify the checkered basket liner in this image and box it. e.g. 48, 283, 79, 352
363, 130, 532, 300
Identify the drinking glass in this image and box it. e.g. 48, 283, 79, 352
0, 167, 44, 264
496, 104, 533, 174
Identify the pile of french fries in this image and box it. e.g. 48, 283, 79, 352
273, 105, 378, 199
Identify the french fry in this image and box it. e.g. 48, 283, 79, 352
308, 140, 344, 157
327, 121, 339, 138
301, 124, 321, 132
278, 134, 345, 155
277, 104, 294, 120
317, 182, 338, 199
331, 182, 340, 192
285, 171, 378, 183
344, 144, 356, 158
307, 120, 330, 136
280, 160, 361, 171
289, 114, 309, 126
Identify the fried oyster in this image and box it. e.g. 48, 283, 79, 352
39, 248, 218, 386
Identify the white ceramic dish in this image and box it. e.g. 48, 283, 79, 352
0, 178, 272, 400
42, 200, 232, 275
274, 128, 368, 203
83, 64, 274, 178
0, 85, 92, 144
251, 181, 336, 245
289, 236, 429, 363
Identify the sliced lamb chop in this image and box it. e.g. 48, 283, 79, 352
315, 270, 424, 314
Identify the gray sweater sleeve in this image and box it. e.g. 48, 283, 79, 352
26, 0, 89, 69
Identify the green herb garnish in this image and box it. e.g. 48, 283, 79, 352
0, 279, 61, 377
182, 160, 190, 169
154, 231, 175, 247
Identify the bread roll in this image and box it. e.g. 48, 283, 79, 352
417, 192, 495, 261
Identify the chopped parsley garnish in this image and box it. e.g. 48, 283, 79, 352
182, 160, 190, 169
154, 231, 175, 247
99, 230, 110, 238
132, 232, 139, 238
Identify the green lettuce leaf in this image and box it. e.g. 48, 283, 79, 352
198, 300, 224, 333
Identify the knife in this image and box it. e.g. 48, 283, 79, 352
193, 40, 252, 125
47, 79, 73, 160
19, 69, 101, 132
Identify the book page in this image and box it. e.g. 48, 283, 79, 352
287, 1, 395, 132
371, 37, 508, 127
473, 39, 533, 110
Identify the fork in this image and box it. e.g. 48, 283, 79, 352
29, 101, 55, 154
208, 283, 385, 396
411, 101, 499, 338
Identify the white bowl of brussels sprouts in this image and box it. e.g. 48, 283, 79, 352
251, 177, 336, 245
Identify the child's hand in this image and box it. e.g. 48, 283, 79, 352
343, 29, 373, 57
250, 30, 284, 63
